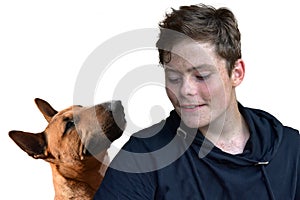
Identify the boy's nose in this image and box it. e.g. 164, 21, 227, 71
180, 78, 198, 97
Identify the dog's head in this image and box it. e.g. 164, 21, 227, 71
9, 98, 126, 164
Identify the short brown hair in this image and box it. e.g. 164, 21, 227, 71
156, 4, 241, 74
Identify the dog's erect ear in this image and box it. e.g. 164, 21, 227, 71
34, 98, 58, 122
9, 131, 48, 159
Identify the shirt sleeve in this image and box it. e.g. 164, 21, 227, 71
94, 166, 156, 200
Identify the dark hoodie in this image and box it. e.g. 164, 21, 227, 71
94, 104, 300, 200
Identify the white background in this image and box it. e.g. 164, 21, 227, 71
1, 0, 299, 199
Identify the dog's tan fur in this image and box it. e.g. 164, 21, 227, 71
9, 98, 126, 199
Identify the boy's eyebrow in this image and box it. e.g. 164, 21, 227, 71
164, 67, 179, 73
187, 64, 216, 72
164, 64, 216, 73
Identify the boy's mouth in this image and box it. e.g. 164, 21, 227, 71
179, 104, 206, 112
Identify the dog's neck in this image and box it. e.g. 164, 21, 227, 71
51, 170, 98, 200
49, 154, 108, 200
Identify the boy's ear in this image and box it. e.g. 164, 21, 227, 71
9, 131, 48, 159
231, 59, 245, 87
34, 98, 57, 122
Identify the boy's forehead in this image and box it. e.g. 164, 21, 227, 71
168, 40, 218, 68
163, 39, 229, 74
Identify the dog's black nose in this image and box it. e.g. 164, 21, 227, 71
110, 100, 123, 112
111, 100, 126, 131
102, 100, 123, 112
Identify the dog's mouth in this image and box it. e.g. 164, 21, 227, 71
79, 145, 96, 160
79, 143, 88, 160
79, 135, 112, 160
82, 147, 92, 157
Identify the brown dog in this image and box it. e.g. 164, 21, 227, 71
9, 98, 126, 200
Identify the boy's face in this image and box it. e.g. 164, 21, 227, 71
164, 40, 240, 130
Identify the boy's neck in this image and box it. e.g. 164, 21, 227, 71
200, 101, 250, 154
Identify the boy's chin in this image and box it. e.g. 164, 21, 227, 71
180, 117, 203, 129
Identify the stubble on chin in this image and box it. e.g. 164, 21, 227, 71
175, 107, 211, 129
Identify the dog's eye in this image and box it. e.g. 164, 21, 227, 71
64, 120, 75, 134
